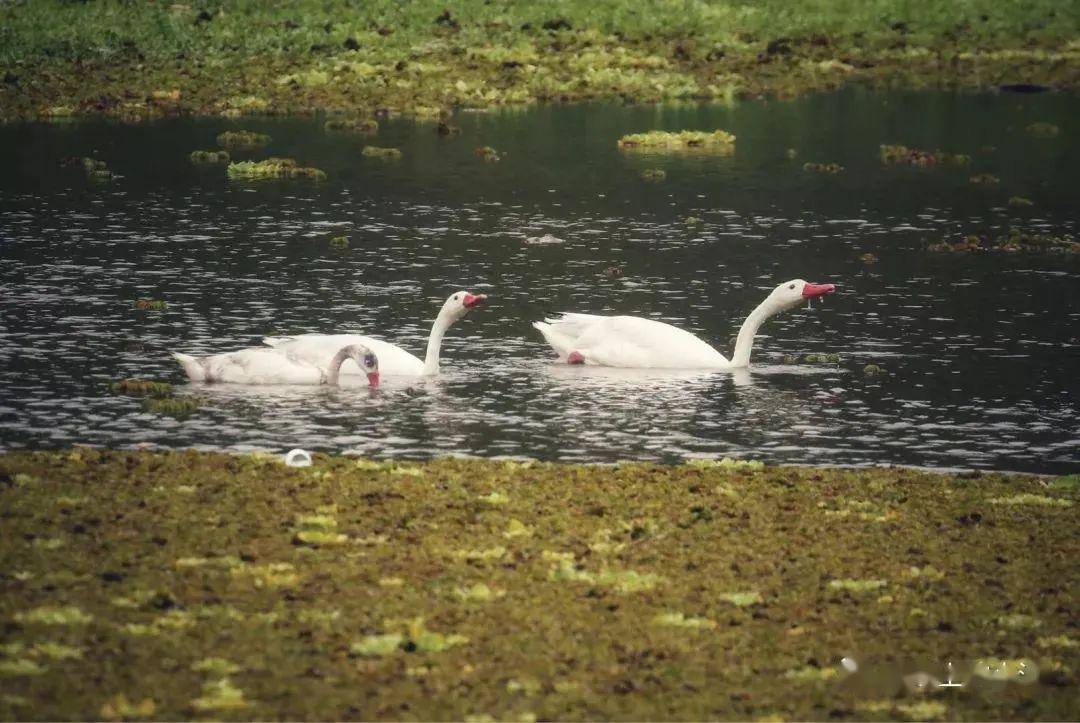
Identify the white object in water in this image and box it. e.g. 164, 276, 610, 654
284, 449, 313, 467
532, 279, 836, 369
172, 344, 379, 386
525, 233, 565, 245
260, 291, 488, 377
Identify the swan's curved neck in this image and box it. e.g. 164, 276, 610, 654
325, 347, 353, 385
730, 297, 779, 368
422, 313, 452, 376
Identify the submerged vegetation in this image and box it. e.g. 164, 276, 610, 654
0, 449, 1075, 719
929, 228, 1080, 254
226, 158, 327, 180
4, 1, 1077, 122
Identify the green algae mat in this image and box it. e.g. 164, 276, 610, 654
0, 450, 1077, 720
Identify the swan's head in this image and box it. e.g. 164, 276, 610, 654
440, 290, 489, 323
345, 344, 380, 387
769, 279, 836, 312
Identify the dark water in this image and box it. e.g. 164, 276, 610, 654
1, 88, 1078, 473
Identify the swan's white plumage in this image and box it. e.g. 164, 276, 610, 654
173, 347, 356, 385
535, 315, 728, 368
262, 334, 424, 376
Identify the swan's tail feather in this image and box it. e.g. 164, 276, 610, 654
172, 352, 205, 381
262, 336, 293, 348
532, 320, 572, 360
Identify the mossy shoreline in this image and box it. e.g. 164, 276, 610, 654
2, 1, 1078, 123
1, 449, 1076, 720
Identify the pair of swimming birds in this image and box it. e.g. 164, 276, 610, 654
173, 279, 836, 387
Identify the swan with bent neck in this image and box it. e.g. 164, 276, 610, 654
172, 343, 381, 386
261, 291, 488, 377
533, 279, 836, 368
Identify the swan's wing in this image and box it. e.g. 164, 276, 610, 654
200, 348, 322, 385
564, 315, 729, 368
259, 334, 424, 376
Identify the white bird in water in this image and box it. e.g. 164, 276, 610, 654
172, 344, 381, 387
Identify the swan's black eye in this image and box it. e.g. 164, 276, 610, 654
789, 284, 795, 290
364, 354, 376, 367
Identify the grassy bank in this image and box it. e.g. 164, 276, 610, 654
1, 0, 1078, 122
0, 449, 1076, 720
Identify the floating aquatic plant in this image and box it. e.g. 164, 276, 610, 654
828, 578, 886, 593
110, 379, 173, 397
216, 130, 270, 149
134, 299, 167, 310
879, 145, 970, 167
100, 694, 156, 721
640, 168, 666, 181
653, 611, 717, 629
782, 353, 841, 364
191, 657, 241, 676
1026, 122, 1060, 138
325, 118, 378, 133
15, 605, 93, 625
82, 157, 113, 180
618, 130, 735, 152
1008, 196, 1034, 207
718, 591, 763, 607
227, 158, 326, 180
803, 162, 843, 173
142, 396, 203, 416
329, 235, 349, 248
474, 146, 501, 162
362, 145, 402, 159
189, 150, 230, 164
970, 173, 1000, 185
191, 677, 252, 712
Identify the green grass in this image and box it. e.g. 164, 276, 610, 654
1, 0, 1077, 121
0, 449, 1077, 719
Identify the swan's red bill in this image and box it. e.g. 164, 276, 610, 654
802, 282, 836, 298
367, 372, 380, 388
463, 293, 488, 309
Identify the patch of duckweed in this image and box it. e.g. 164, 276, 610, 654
784, 665, 839, 682
996, 613, 1042, 630
803, 162, 843, 173
231, 562, 299, 588
110, 379, 173, 397
719, 591, 763, 607
454, 583, 505, 602
863, 363, 885, 376
1008, 195, 1034, 207
653, 611, 717, 629
503, 519, 533, 539
1026, 122, 1060, 138
783, 353, 841, 364
478, 491, 509, 505
828, 579, 887, 593
100, 694, 157, 721
640, 168, 666, 181
362, 145, 402, 159
216, 130, 270, 149
1036, 635, 1078, 649
350, 634, 405, 657
988, 493, 1072, 507
618, 130, 735, 152
329, 235, 349, 248
82, 157, 113, 181
141, 396, 203, 417
227, 158, 327, 181
928, 228, 1079, 254
879, 145, 970, 166
685, 457, 764, 471
970, 172, 1000, 185
190, 677, 252, 712
15, 605, 93, 625
189, 150, 230, 164
0, 658, 46, 676
191, 657, 241, 676
452, 546, 507, 562
905, 565, 945, 581
134, 299, 167, 311
325, 118, 378, 133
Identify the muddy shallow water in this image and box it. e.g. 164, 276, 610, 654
0, 89, 1077, 472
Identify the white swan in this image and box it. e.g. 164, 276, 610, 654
260, 291, 488, 376
533, 279, 835, 369
172, 344, 380, 386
